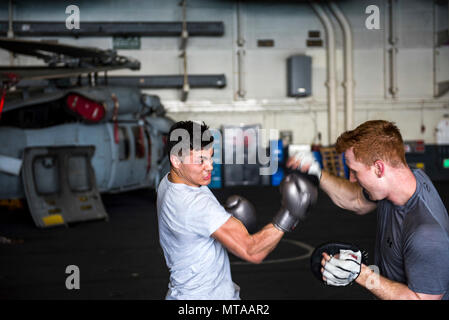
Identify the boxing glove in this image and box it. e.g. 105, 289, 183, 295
225, 195, 257, 234
273, 172, 318, 232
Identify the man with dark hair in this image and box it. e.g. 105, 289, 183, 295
157, 120, 317, 299
288, 120, 449, 300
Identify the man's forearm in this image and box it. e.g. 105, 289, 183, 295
319, 171, 374, 215
247, 223, 284, 263
320, 171, 360, 209
356, 264, 421, 300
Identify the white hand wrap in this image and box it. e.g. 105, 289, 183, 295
323, 249, 362, 286
294, 151, 322, 180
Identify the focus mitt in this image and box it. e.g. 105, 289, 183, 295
310, 241, 368, 287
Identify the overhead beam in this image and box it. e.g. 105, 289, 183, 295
15, 74, 227, 89
0, 21, 224, 37
101, 75, 226, 89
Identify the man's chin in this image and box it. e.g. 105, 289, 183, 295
200, 177, 211, 186
365, 190, 383, 202
362, 187, 375, 201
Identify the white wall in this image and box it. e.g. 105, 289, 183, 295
1, 0, 449, 145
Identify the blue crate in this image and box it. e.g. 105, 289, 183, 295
271, 167, 284, 186
209, 163, 222, 189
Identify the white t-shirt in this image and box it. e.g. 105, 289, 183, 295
156, 173, 240, 300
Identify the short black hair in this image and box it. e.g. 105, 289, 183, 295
167, 121, 214, 159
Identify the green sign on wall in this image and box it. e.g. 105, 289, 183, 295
443, 158, 449, 169
113, 36, 141, 50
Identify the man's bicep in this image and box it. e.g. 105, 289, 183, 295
212, 217, 253, 260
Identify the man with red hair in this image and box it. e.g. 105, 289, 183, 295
288, 120, 449, 300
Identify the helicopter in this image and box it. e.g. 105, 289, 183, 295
0, 37, 175, 228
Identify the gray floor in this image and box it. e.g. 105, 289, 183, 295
1, 181, 448, 300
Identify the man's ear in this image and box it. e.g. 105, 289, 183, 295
374, 160, 384, 178
170, 154, 182, 169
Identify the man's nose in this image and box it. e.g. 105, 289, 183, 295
204, 159, 213, 171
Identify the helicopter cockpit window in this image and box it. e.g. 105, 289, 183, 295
33, 156, 59, 195
118, 127, 130, 161
132, 126, 145, 159
68, 156, 91, 192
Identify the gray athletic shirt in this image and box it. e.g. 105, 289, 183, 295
374, 169, 449, 299
156, 173, 240, 300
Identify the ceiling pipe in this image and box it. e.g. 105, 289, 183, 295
388, 0, 398, 98
309, 1, 337, 145
236, 0, 246, 99
328, 1, 354, 131
8, 0, 14, 66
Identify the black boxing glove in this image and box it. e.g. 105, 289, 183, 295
272, 172, 318, 232
224, 195, 257, 234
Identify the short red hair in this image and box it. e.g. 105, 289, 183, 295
335, 120, 407, 168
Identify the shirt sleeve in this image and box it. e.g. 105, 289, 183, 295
185, 192, 231, 237
403, 224, 449, 296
